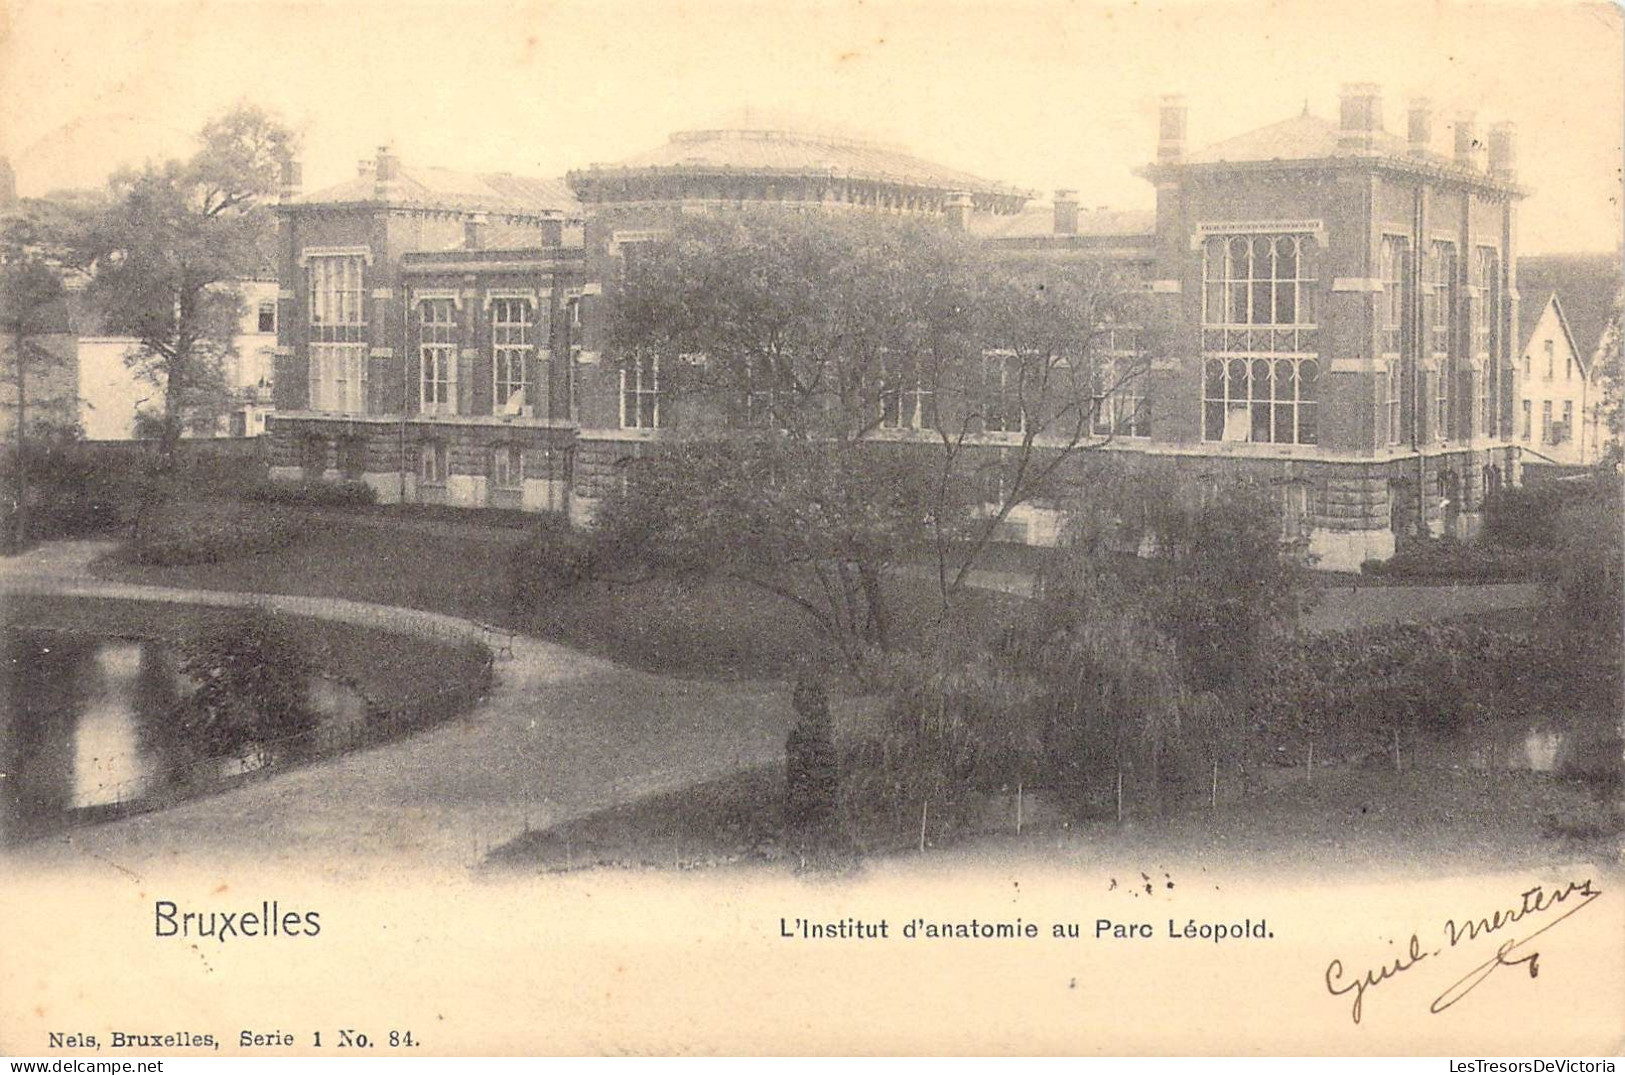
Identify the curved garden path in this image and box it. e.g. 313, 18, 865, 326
2, 542, 796, 876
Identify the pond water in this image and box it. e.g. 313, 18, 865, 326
1, 629, 369, 843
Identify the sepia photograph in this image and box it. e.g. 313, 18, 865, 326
1, 0, 1622, 1058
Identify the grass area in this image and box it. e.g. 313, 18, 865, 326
7, 594, 489, 716
99, 510, 528, 626
484, 760, 1622, 877
530, 572, 1024, 679
96, 507, 1026, 679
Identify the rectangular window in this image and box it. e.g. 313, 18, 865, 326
1281, 483, 1310, 543
257, 302, 276, 334
981, 351, 1025, 434
492, 445, 523, 489
491, 298, 533, 412
1202, 234, 1316, 329
742, 356, 785, 429
1380, 236, 1408, 356
310, 344, 367, 414
337, 436, 366, 480
300, 435, 328, 477
1091, 362, 1150, 439
1542, 400, 1553, 444
1200, 232, 1318, 444
1435, 366, 1450, 441
419, 442, 447, 487
1385, 359, 1402, 446
1522, 399, 1532, 441
977, 459, 1007, 510
1482, 246, 1501, 362
880, 354, 935, 431
307, 254, 367, 414
419, 299, 458, 415
1428, 242, 1455, 440
1202, 356, 1318, 445
1428, 241, 1455, 357
1474, 248, 1499, 438
1561, 401, 1573, 443
308, 255, 366, 333
620, 353, 660, 429
1545, 340, 1555, 379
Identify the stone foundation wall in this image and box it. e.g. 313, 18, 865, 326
269, 416, 1525, 567
269, 415, 575, 513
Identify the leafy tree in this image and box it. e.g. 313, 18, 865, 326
176, 617, 317, 763
1599, 288, 1623, 463
0, 254, 72, 550
596, 209, 1155, 667
58, 104, 294, 464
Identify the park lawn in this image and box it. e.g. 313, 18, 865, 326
101, 510, 527, 627
94, 508, 1026, 680
483, 760, 1622, 878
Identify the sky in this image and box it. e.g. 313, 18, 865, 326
1, 0, 1621, 253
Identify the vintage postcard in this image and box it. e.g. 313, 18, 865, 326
1, 0, 1622, 1057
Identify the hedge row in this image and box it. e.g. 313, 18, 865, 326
244, 479, 379, 508
1361, 540, 1554, 582
121, 501, 301, 566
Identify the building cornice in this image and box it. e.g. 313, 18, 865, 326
1138, 156, 1527, 200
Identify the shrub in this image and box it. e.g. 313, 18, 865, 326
174, 617, 319, 762
509, 513, 594, 611
123, 500, 299, 566
1361, 539, 1553, 582
245, 478, 378, 508
0, 429, 148, 544
1544, 493, 1624, 634
1481, 484, 1574, 549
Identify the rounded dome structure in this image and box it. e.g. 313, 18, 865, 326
568, 115, 1029, 218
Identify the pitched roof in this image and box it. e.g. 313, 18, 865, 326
1184, 112, 1410, 165
1517, 253, 1622, 365
297, 165, 580, 218
970, 202, 1156, 241
583, 124, 1024, 199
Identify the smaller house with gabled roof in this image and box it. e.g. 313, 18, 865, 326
1515, 253, 1621, 467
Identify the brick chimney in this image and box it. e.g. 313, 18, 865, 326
944, 190, 974, 230
464, 211, 488, 250
1338, 82, 1383, 151
278, 157, 302, 203
1407, 98, 1434, 158
1488, 121, 1517, 181
1157, 95, 1187, 163
1053, 189, 1079, 235
374, 145, 401, 198
1453, 112, 1482, 170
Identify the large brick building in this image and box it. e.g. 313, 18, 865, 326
972, 86, 1526, 567
269, 86, 1528, 570
268, 151, 585, 510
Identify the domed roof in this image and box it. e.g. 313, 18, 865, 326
570, 111, 1028, 207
